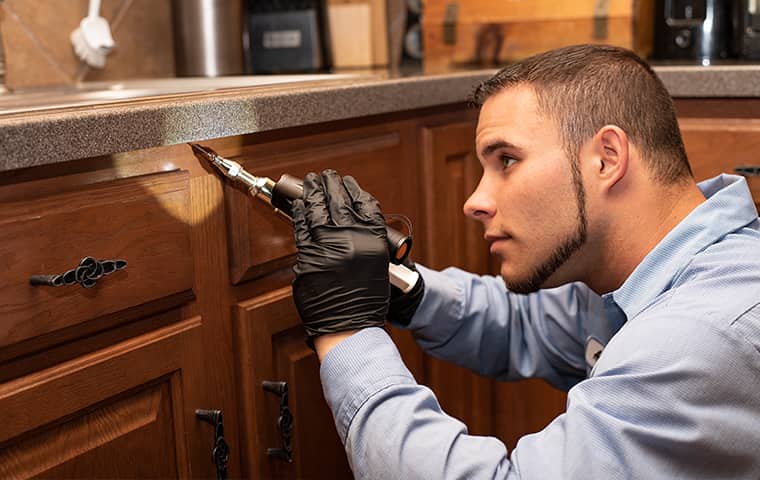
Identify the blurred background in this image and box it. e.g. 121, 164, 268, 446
2, 1, 758, 90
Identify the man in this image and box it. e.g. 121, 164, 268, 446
290, 44, 760, 478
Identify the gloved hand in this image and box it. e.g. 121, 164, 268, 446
387, 258, 425, 327
291, 170, 390, 343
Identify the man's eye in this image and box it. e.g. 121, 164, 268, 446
501, 155, 518, 169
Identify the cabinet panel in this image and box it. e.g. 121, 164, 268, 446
679, 118, 760, 209
418, 119, 495, 435
0, 171, 194, 348
419, 119, 487, 272
0, 317, 207, 479
225, 123, 418, 284
234, 287, 352, 479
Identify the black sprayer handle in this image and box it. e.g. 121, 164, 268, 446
271, 174, 412, 264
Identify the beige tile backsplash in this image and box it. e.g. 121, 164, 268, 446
1, 0, 175, 90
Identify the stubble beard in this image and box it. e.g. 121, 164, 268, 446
503, 160, 588, 294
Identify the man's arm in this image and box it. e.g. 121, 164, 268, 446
321, 328, 513, 479
321, 314, 760, 479
311, 250, 600, 391
392, 265, 606, 390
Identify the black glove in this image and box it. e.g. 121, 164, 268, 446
387, 259, 425, 327
291, 170, 390, 343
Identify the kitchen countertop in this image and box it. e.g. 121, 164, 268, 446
2, 65, 760, 173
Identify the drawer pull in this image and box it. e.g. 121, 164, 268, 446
262, 380, 294, 462
196, 409, 230, 480
30, 256, 127, 289
734, 166, 760, 177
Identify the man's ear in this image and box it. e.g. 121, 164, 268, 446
593, 125, 629, 190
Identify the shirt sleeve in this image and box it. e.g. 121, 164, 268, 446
320, 327, 517, 479
395, 265, 604, 390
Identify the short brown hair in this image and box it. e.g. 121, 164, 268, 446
469, 44, 692, 183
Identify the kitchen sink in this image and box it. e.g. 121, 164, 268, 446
0, 74, 359, 115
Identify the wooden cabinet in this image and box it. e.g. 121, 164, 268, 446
226, 118, 426, 478
0, 109, 436, 479
0, 164, 224, 478
7, 97, 755, 478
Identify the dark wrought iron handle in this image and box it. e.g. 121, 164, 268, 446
262, 380, 293, 462
734, 166, 760, 177
196, 409, 230, 480
29, 256, 127, 289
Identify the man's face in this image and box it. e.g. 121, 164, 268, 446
464, 84, 588, 293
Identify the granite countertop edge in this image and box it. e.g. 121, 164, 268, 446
1, 66, 759, 173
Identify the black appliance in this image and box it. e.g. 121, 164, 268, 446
245, 0, 331, 74
735, 0, 760, 60
652, 0, 738, 63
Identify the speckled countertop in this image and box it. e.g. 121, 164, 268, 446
1, 65, 759, 173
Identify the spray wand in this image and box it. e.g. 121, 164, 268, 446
190, 143, 420, 293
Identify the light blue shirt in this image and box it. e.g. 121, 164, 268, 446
320, 174, 760, 479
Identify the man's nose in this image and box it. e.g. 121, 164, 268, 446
463, 177, 496, 221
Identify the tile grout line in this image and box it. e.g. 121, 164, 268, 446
2, 2, 76, 84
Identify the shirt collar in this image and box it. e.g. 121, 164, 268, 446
602, 174, 759, 320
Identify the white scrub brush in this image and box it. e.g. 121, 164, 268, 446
70, 0, 115, 69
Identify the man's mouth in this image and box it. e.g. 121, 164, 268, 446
484, 233, 512, 253
484, 233, 510, 243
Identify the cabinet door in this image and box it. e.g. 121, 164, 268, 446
418, 118, 495, 435
0, 318, 210, 479
234, 287, 353, 479
224, 121, 418, 285
679, 117, 760, 209
418, 116, 566, 448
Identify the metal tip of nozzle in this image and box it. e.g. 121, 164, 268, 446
188, 142, 263, 193
188, 142, 216, 162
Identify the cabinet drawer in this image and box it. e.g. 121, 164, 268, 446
680, 118, 760, 208
0, 170, 194, 348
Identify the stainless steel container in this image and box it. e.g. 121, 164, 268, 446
736, 0, 760, 60
171, 0, 244, 77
